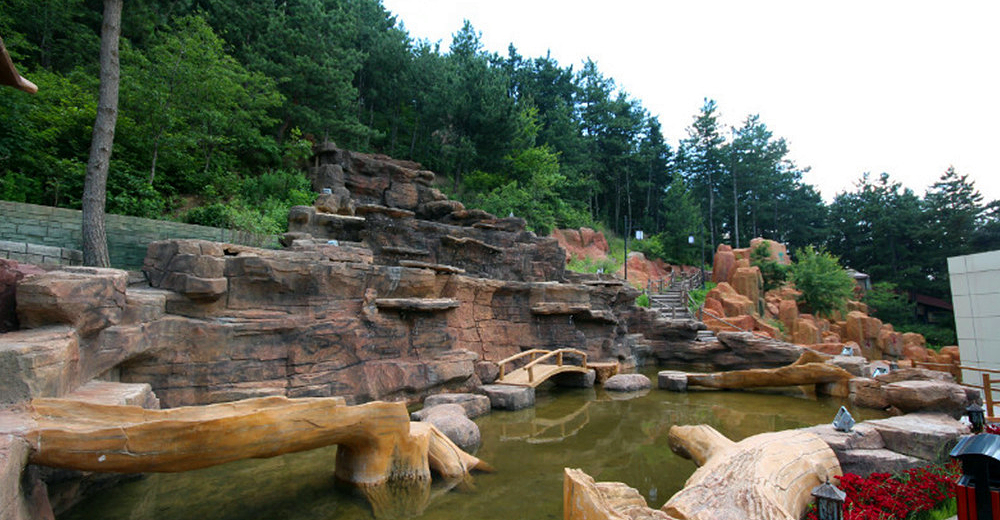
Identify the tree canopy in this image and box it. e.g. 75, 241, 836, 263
0, 0, 997, 307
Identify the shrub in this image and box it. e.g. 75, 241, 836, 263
863, 282, 917, 326
636, 293, 650, 308
789, 246, 855, 318
750, 242, 788, 292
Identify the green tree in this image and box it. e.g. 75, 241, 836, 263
789, 246, 855, 317
862, 282, 916, 326
120, 15, 282, 190
921, 166, 984, 296
678, 99, 726, 252
827, 173, 924, 293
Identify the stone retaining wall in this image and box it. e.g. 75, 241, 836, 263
0, 201, 272, 269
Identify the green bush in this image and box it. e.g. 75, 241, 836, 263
636, 293, 650, 308
789, 246, 855, 318
566, 254, 620, 275
687, 281, 716, 314
750, 242, 788, 292
863, 282, 917, 326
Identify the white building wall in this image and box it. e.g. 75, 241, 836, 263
949, 250, 1000, 384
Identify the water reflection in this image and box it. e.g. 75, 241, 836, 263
60, 369, 887, 520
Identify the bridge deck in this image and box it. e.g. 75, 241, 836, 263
498, 364, 589, 387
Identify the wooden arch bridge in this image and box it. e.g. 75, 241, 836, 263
495, 348, 593, 387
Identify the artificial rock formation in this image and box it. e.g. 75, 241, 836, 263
563, 425, 841, 520
17, 396, 488, 484
663, 425, 840, 520
684, 351, 853, 390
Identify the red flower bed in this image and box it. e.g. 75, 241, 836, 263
804, 462, 960, 520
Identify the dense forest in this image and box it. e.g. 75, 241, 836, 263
2, 0, 999, 312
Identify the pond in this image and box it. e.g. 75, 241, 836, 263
59, 370, 887, 520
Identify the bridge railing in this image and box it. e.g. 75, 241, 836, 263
497, 348, 588, 384
959, 365, 1000, 420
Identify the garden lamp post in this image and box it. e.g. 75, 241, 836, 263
968, 403, 986, 434
811, 478, 846, 520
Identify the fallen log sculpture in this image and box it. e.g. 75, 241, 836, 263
564, 424, 841, 520
662, 424, 841, 520
21, 396, 489, 485
685, 350, 853, 389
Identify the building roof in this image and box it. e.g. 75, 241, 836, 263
0, 36, 38, 94
912, 293, 953, 311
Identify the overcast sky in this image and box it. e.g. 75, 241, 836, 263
381, 0, 1000, 203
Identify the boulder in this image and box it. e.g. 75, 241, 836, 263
827, 355, 865, 377
883, 380, 968, 417
0, 434, 54, 520
16, 268, 127, 336
940, 346, 961, 363
706, 283, 753, 317
658, 370, 688, 392
604, 374, 652, 392
902, 332, 926, 350
711, 245, 737, 284
844, 311, 882, 358
800, 422, 885, 452
412, 403, 481, 451
866, 413, 969, 462
729, 266, 763, 314
1, 259, 45, 333
848, 378, 889, 409
474, 361, 500, 384
420, 393, 491, 419
563, 468, 671, 520
836, 448, 926, 477
0, 326, 80, 405
478, 384, 535, 410
792, 318, 819, 345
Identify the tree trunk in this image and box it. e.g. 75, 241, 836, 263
732, 160, 739, 248
82, 0, 122, 268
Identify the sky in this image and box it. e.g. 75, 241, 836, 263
380, 0, 1000, 203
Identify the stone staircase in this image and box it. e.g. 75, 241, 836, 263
649, 290, 692, 320
695, 329, 718, 343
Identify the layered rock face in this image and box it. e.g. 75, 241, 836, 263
4, 144, 649, 409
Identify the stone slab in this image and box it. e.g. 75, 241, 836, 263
837, 448, 926, 477
419, 393, 491, 418
866, 413, 969, 462
658, 370, 688, 392
604, 374, 652, 392
478, 384, 535, 410
800, 422, 885, 451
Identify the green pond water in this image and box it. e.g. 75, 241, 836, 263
60, 371, 887, 520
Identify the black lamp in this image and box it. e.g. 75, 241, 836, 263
811, 477, 846, 520
968, 403, 986, 434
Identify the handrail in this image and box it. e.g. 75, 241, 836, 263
957, 365, 1000, 420
497, 348, 588, 383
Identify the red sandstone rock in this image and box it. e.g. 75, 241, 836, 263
730, 266, 763, 315
0, 259, 45, 333
706, 283, 754, 317
792, 318, 820, 345
748, 238, 791, 265
940, 346, 960, 363
778, 300, 798, 334
902, 333, 926, 349
711, 245, 737, 284
16, 267, 127, 336
844, 311, 883, 359
902, 345, 930, 362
